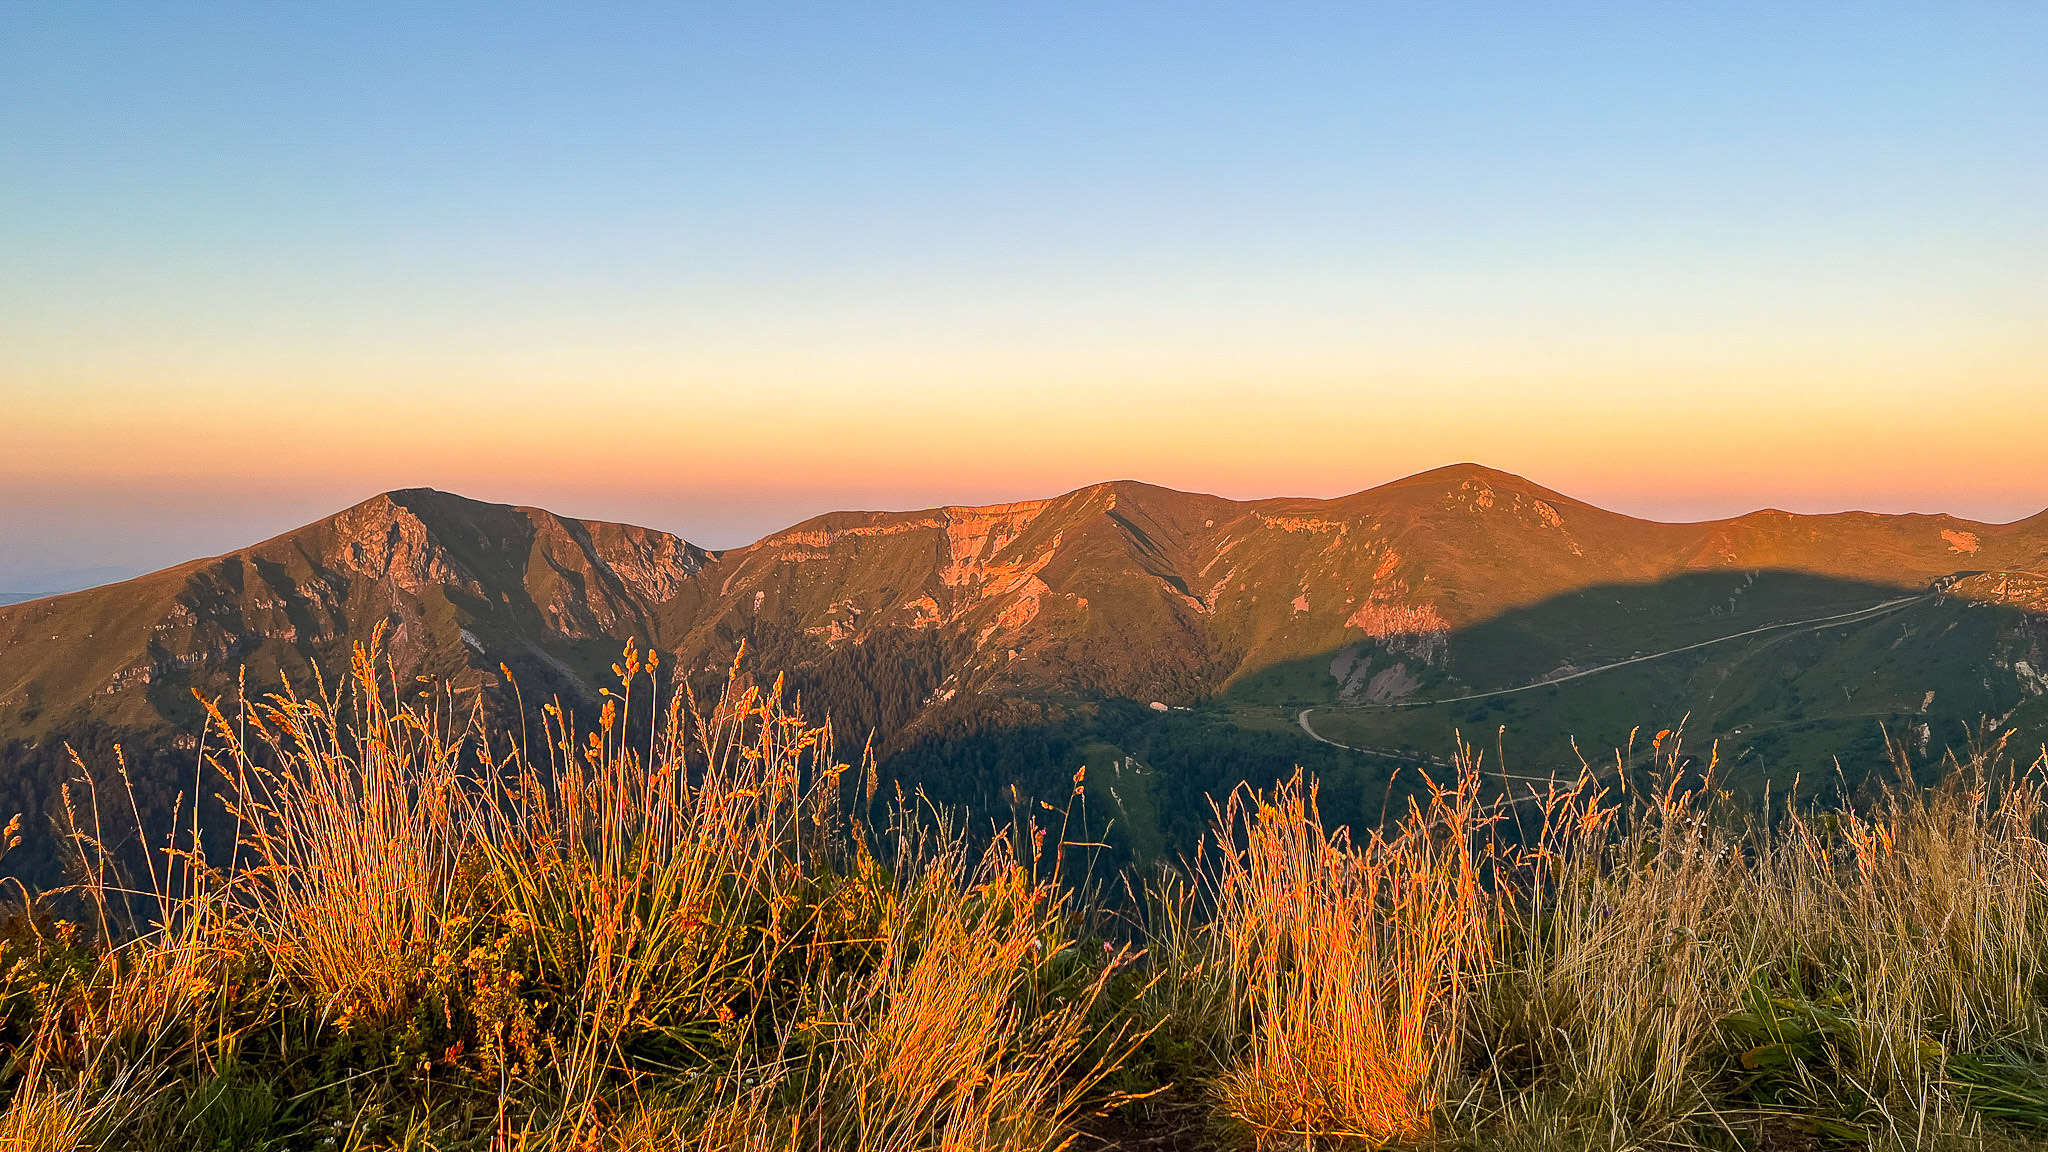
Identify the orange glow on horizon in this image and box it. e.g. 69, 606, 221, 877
8, 363, 2044, 559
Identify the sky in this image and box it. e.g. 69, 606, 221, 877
2, 4, 2043, 590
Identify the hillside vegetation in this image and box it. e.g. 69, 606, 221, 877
6, 640, 2048, 1150
3, 467, 2044, 889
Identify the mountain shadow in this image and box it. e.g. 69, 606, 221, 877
1228, 568, 2048, 802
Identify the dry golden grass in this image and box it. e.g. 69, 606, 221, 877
5, 634, 2048, 1151
1471, 750, 1756, 1141
1202, 772, 1484, 1147
1742, 731, 2048, 1144
1148, 731, 2048, 1151
0, 1033, 149, 1152
14, 633, 1139, 1150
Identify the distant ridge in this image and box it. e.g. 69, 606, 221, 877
0, 564, 147, 606
5, 467, 2045, 739
2, 465, 2044, 870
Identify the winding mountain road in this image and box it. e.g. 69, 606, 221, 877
1297, 593, 1929, 749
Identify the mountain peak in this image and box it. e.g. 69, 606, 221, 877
378, 486, 515, 525
1381, 462, 1554, 493
1412, 461, 1527, 482
1340, 463, 1590, 518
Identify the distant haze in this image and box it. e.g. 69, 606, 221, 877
0, 566, 143, 598
3, 6, 2043, 575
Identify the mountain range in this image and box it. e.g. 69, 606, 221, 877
4, 464, 2045, 873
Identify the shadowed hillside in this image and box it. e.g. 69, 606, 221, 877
1238, 570, 2048, 803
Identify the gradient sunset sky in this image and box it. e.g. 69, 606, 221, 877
2, 4, 2043, 590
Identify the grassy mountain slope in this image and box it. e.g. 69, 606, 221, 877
2, 489, 709, 737
3, 467, 2044, 871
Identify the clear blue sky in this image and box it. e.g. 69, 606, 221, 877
2, 4, 2043, 588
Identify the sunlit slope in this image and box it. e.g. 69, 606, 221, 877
677, 464, 2047, 713
2, 465, 2042, 769
0, 489, 710, 743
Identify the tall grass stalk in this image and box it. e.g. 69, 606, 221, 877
1199, 771, 1486, 1147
